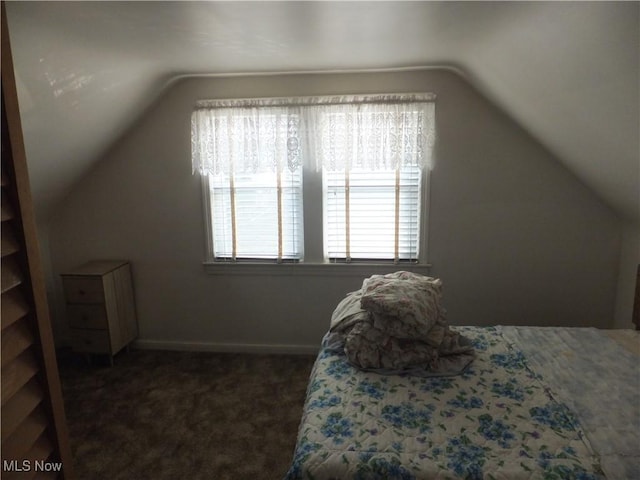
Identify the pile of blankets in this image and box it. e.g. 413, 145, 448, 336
327, 271, 475, 376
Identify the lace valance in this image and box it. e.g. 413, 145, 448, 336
191, 94, 436, 175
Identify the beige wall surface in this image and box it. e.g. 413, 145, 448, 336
47, 69, 623, 351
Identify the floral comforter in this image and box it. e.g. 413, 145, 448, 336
330, 272, 475, 376
285, 326, 604, 480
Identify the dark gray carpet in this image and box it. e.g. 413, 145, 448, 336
58, 349, 316, 480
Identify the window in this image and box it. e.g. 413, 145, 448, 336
192, 94, 435, 265
324, 166, 422, 262
209, 169, 303, 261
192, 105, 304, 262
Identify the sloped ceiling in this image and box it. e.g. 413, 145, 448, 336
5, 1, 639, 223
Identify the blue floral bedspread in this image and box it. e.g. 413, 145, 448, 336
285, 326, 605, 480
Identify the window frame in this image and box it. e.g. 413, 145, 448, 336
194, 93, 435, 273
201, 167, 432, 273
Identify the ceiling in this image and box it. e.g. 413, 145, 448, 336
5, 1, 639, 223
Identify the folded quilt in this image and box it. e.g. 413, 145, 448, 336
330, 272, 474, 376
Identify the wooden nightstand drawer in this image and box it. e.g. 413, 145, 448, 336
70, 329, 111, 354
67, 305, 108, 329
62, 277, 105, 304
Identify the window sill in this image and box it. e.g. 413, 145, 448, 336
203, 261, 432, 276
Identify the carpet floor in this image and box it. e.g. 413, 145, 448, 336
58, 349, 316, 480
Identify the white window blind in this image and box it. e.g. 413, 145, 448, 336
324, 166, 422, 262
209, 169, 303, 261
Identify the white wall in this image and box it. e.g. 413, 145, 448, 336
47, 69, 623, 351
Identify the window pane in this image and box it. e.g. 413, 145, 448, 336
324, 166, 421, 261
210, 169, 303, 260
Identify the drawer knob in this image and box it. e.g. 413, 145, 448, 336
78, 290, 86, 296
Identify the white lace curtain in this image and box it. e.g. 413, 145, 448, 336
191, 94, 436, 175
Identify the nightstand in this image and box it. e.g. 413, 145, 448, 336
61, 260, 138, 365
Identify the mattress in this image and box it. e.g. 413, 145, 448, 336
285, 326, 639, 479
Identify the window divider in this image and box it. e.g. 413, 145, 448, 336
345, 167, 351, 263
394, 166, 400, 264
229, 170, 238, 260
277, 168, 283, 262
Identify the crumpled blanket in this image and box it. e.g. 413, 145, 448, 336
329, 271, 474, 376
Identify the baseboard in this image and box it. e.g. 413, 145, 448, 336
133, 339, 320, 356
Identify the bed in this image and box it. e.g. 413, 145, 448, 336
285, 278, 639, 479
